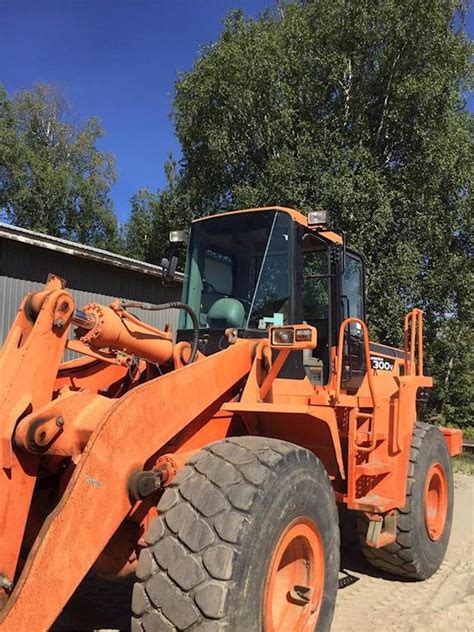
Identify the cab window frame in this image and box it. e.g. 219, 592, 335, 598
179, 210, 297, 335
338, 249, 366, 326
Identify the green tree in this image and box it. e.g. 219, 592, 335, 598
0, 83, 119, 249
125, 156, 191, 264
125, 188, 156, 261
172, 0, 473, 428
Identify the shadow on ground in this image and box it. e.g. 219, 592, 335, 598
52, 574, 134, 631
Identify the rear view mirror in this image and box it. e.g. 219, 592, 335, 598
160, 256, 178, 279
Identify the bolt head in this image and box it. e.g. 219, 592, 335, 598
0, 575, 13, 590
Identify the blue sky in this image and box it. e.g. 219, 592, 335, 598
2, 1, 472, 222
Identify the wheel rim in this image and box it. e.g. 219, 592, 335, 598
424, 463, 448, 541
263, 518, 325, 632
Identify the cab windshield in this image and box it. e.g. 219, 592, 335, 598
180, 211, 291, 330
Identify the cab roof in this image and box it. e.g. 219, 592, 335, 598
192, 206, 342, 245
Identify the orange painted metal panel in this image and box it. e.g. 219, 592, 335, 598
441, 427, 462, 457
193, 207, 343, 244
0, 279, 74, 588
192, 205, 310, 227
0, 341, 253, 632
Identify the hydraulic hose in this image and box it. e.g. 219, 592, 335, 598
120, 301, 200, 363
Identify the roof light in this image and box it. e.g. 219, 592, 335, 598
308, 210, 329, 227
169, 230, 187, 243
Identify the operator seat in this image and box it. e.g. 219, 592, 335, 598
201, 255, 235, 324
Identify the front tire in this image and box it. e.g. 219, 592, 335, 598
132, 437, 339, 631
357, 421, 454, 580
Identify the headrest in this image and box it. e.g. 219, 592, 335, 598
204, 256, 233, 295
208, 298, 245, 328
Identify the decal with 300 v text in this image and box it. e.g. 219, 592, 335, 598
370, 356, 395, 371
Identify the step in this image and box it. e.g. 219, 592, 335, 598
352, 494, 395, 512
355, 430, 386, 444
368, 530, 396, 548
356, 411, 374, 419
355, 461, 392, 476
365, 511, 397, 548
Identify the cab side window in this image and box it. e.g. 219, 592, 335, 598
303, 249, 329, 322
341, 255, 364, 321
340, 253, 365, 388
302, 236, 331, 384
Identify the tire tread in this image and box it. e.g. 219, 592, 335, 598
357, 421, 451, 580
133, 437, 331, 630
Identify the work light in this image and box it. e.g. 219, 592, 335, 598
307, 210, 328, 227
169, 230, 187, 243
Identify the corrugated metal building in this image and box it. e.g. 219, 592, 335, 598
0, 223, 183, 350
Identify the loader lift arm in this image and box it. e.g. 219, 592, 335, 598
0, 271, 252, 629
0, 342, 253, 631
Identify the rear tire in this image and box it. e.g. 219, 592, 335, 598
357, 421, 454, 580
132, 437, 339, 631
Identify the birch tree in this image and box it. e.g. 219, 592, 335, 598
0, 83, 119, 249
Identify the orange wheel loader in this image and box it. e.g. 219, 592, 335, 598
0, 206, 462, 631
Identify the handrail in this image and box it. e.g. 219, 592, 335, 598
336, 318, 376, 406
336, 317, 379, 453
404, 308, 424, 376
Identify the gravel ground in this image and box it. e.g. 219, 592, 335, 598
52, 473, 474, 631
332, 473, 474, 631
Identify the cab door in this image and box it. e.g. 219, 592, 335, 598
300, 233, 332, 384
338, 252, 366, 390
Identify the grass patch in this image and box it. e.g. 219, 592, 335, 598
460, 426, 474, 441
453, 452, 474, 475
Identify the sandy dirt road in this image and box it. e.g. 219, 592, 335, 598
332, 473, 474, 631
53, 473, 473, 631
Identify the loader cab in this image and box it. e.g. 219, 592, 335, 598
177, 207, 366, 387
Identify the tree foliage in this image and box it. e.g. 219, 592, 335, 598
0, 83, 119, 249
172, 0, 473, 428
125, 188, 156, 262
124, 156, 191, 263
